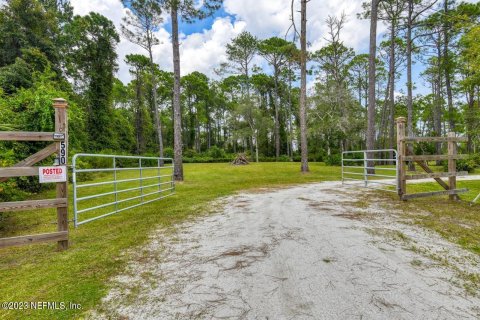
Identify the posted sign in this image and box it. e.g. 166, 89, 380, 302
39, 166, 67, 183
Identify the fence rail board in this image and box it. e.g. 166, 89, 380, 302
401, 136, 468, 143
396, 117, 469, 201
0, 167, 39, 178
0, 98, 69, 250
0, 231, 68, 248
405, 171, 468, 180
403, 154, 468, 162
0, 131, 57, 141
401, 189, 468, 200
0, 198, 67, 213
0, 144, 57, 183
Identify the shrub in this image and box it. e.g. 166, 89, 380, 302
277, 155, 292, 162
325, 154, 342, 166
443, 157, 477, 173
470, 153, 480, 167
208, 146, 226, 159
0, 181, 29, 202
163, 147, 174, 158
183, 149, 197, 158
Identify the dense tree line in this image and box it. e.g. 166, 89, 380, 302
0, 0, 479, 190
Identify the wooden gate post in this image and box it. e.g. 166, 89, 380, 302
396, 117, 406, 198
53, 98, 69, 250
447, 132, 458, 201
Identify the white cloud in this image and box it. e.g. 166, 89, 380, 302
70, 0, 380, 84
224, 0, 380, 53
180, 17, 246, 76
71, 0, 246, 83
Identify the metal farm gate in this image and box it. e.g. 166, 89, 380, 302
342, 149, 399, 193
72, 154, 175, 227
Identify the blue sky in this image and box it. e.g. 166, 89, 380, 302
172, 7, 235, 36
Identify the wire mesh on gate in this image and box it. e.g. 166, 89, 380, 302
342, 149, 399, 193
72, 154, 175, 227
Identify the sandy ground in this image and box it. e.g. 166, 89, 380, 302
91, 182, 480, 320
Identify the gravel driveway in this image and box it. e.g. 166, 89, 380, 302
92, 182, 480, 320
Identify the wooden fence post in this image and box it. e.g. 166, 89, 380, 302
396, 117, 406, 198
53, 98, 69, 250
447, 132, 458, 201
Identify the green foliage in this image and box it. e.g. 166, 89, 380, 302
442, 156, 478, 173
0, 0, 60, 68
325, 154, 342, 166
258, 37, 297, 74
163, 147, 174, 158
120, 0, 163, 51
65, 12, 120, 151
225, 31, 258, 78
0, 67, 86, 199
207, 146, 226, 159
0, 58, 32, 94
0, 180, 29, 202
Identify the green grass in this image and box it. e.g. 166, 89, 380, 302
385, 178, 480, 256
0, 162, 340, 320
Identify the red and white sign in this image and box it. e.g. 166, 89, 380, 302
39, 166, 67, 183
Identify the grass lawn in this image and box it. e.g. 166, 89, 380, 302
383, 177, 480, 256
0, 162, 341, 320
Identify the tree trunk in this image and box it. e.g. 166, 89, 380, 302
148, 48, 164, 161
388, 23, 396, 153
171, 5, 183, 181
255, 132, 259, 163
443, 0, 455, 131
406, 0, 416, 171
206, 102, 211, 149
367, 0, 378, 172
378, 79, 390, 149
466, 89, 475, 153
195, 112, 200, 152
434, 40, 443, 164
273, 67, 280, 160
135, 74, 144, 154
299, 0, 309, 172
406, 0, 413, 138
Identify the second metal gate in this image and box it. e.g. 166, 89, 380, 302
342, 149, 399, 193
72, 154, 175, 227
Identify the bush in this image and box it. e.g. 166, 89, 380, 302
163, 147, 174, 158
183, 149, 197, 158
442, 157, 477, 173
0, 181, 29, 202
208, 146, 226, 159
325, 154, 342, 166
277, 155, 292, 162
470, 153, 480, 167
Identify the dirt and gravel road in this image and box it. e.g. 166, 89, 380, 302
92, 182, 480, 320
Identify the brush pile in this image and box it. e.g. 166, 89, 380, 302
231, 153, 249, 165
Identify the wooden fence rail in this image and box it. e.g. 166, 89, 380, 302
396, 117, 468, 201
0, 98, 69, 250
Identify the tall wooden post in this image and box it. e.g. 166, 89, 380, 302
447, 132, 458, 201
396, 117, 406, 198
53, 98, 69, 250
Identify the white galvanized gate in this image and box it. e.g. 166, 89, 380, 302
342, 149, 399, 193
72, 154, 175, 227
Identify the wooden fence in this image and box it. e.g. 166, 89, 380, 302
0, 98, 69, 250
396, 117, 469, 201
